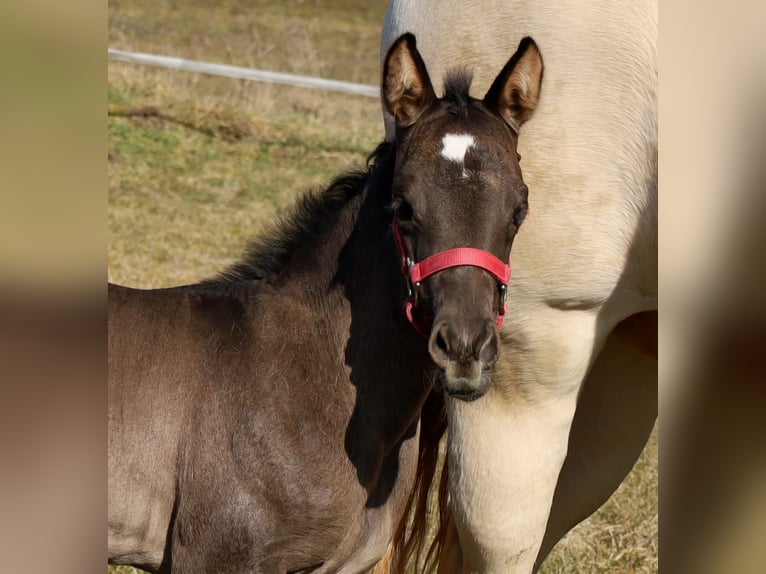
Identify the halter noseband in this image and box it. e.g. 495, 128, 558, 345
392, 217, 511, 339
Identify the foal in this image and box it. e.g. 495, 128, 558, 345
108, 34, 543, 573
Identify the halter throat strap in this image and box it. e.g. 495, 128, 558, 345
391, 217, 511, 338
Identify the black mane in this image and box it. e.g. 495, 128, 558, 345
209, 141, 393, 284
442, 69, 474, 115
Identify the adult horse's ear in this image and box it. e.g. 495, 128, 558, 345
382, 33, 436, 129
484, 37, 544, 131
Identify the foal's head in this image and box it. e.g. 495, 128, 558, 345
382, 34, 543, 400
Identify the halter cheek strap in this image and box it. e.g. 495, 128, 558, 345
392, 218, 511, 339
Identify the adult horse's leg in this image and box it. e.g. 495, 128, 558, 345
534, 311, 657, 569
444, 308, 600, 574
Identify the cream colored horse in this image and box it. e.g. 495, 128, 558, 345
381, 1, 657, 572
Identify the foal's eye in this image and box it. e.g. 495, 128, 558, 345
395, 200, 415, 223
513, 202, 528, 227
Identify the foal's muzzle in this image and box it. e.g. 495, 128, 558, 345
428, 317, 500, 401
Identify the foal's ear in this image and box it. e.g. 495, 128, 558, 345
382, 33, 436, 129
483, 37, 544, 131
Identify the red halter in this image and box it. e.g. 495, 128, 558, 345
392, 218, 511, 339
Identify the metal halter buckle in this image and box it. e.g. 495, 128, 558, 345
498, 283, 507, 316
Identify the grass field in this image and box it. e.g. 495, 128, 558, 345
108, 1, 657, 571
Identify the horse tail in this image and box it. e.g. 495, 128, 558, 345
379, 388, 449, 573
370, 544, 393, 574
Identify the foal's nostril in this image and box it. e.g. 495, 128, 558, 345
428, 323, 451, 369
435, 329, 450, 356
477, 325, 500, 367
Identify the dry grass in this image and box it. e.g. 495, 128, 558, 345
108, 1, 657, 572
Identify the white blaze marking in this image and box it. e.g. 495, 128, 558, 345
441, 133, 476, 164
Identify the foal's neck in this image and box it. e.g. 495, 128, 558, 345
331, 158, 434, 506
280, 145, 409, 335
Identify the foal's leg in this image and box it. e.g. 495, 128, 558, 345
444, 308, 599, 574
534, 311, 657, 570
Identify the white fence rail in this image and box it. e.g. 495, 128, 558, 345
108, 49, 380, 99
